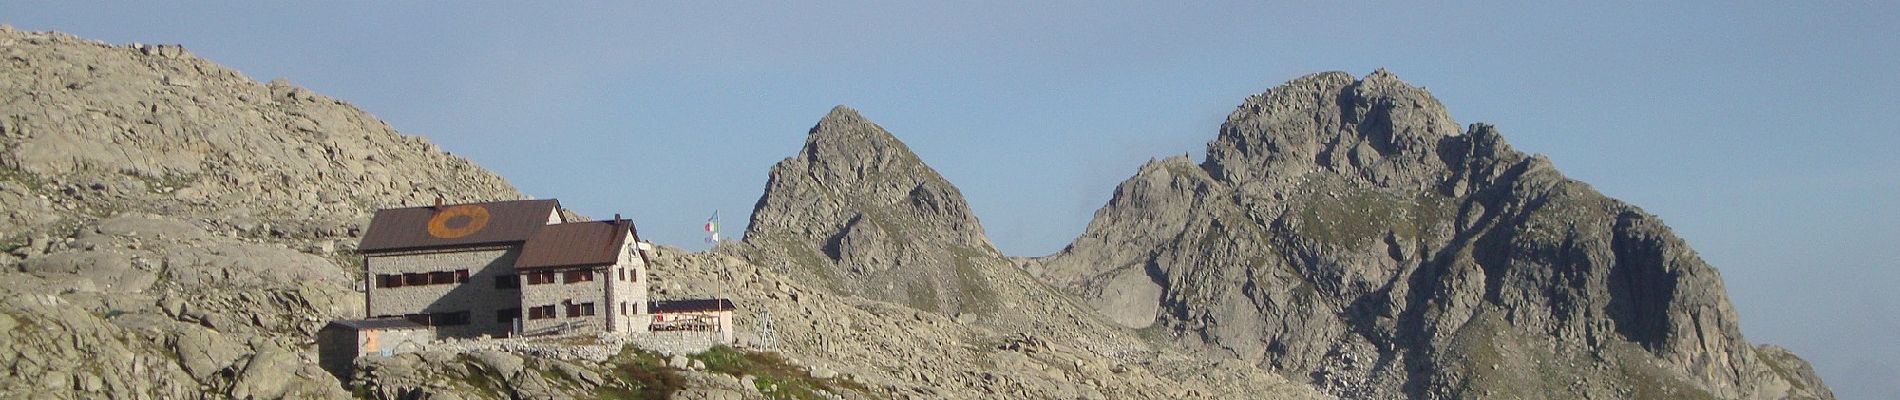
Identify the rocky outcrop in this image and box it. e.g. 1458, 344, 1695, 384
1033, 70, 1833, 399
651, 246, 1328, 399
0, 27, 520, 398
721, 107, 1330, 398
732, 105, 1001, 315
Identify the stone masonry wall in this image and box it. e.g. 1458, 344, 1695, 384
626, 331, 726, 356
605, 234, 650, 333
521, 267, 609, 336
366, 248, 522, 338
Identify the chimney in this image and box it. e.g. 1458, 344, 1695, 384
613, 213, 621, 222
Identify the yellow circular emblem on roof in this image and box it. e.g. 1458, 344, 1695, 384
427, 205, 491, 239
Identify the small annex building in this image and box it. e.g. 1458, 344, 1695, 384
650, 299, 737, 343
317, 318, 432, 380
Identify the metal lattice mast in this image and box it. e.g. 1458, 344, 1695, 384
756, 309, 776, 351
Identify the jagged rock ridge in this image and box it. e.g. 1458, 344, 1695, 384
1032, 70, 1833, 399
734, 105, 1002, 315
726, 106, 1331, 398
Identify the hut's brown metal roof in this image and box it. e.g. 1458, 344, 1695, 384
650, 298, 736, 313
514, 220, 631, 270
358, 199, 562, 253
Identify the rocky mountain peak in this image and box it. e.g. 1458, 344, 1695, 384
814, 104, 872, 131
735, 106, 998, 313
791, 105, 931, 189
1037, 71, 1834, 399
1205, 70, 1464, 191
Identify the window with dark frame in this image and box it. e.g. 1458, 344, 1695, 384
564, 270, 594, 284
497, 308, 521, 323
377, 271, 479, 288
434, 311, 469, 326
495, 274, 520, 289
529, 305, 556, 320
526, 271, 556, 285
565, 301, 580, 317
581, 302, 595, 316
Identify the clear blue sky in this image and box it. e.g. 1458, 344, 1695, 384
5, 2, 1894, 398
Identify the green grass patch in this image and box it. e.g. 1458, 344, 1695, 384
130, 172, 198, 195
455, 357, 511, 400
1284, 178, 1455, 253
0, 165, 51, 194
777, 239, 844, 292
1135, 324, 1173, 345
1293, 185, 1404, 246
949, 248, 1000, 315
903, 280, 942, 313
601, 346, 685, 400
690, 345, 871, 400
0, 233, 26, 254
1757, 350, 1810, 392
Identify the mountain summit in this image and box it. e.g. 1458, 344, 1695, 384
735, 105, 1000, 314
1033, 70, 1832, 399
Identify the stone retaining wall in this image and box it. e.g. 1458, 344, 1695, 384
626, 330, 727, 356
416, 330, 732, 362
425, 333, 624, 362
